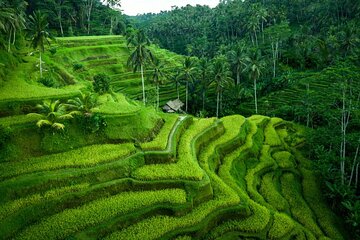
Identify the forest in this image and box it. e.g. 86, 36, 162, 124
0, 0, 359, 239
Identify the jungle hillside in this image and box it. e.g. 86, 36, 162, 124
0, 0, 359, 239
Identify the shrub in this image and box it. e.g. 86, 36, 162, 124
93, 73, 111, 94
72, 63, 84, 71
0, 125, 11, 150
38, 77, 56, 88
272, 151, 295, 169
49, 47, 57, 55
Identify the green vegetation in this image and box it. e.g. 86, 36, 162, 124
0, 0, 357, 238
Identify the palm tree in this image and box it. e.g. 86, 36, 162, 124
256, 6, 268, 43
127, 30, 154, 105
65, 92, 99, 117
28, 100, 78, 131
0, 1, 26, 52
170, 69, 182, 100
149, 58, 167, 109
212, 56, 233, 118
247, 15, 260, 46
244, 50, 266, 114
197, 57, 212, 111
228, 43, 248, 85
27, 11, 53, 78
179, 57, 197, 112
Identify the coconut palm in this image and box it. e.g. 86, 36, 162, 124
228, 43, 248, 85
149, 58, 167, 109
127, 30, 154, 105
27, 11, 54, 78
28, 100, 78, 130
197, 57, 212, 111
0, 0, 26, 52
244, 50, 266, 114
212, 56, 233, 118
170, 69, 182, 100
65, 92, 99, 117
247, 15, 260, 46
179, 57, 197, 112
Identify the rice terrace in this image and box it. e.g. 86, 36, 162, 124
0, 0, 359, 239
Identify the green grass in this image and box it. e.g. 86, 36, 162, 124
0, 143, 136, 180
141, 114, 179, 151
17, 188, 187, 240
133, 118, 216, 181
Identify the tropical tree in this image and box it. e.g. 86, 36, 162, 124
265, 21, 291, 78
179, 57, 197, 112
212, 55, 233, 118
27, 11, 54, 78
256, 5, 268, 43
127, 30, 154, 105
28, 99, 78, 131
4, 0, 26, 52
149, 58, 167, 109
246, 15, 260, 46
244, 50, 266, 114
170, 69, 182, 100
0, 1, 26, 52
65, 92, 99, 117
227, 43, 248, 85
197, 57, 212, 111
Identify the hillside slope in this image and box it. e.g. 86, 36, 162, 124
0, 36, 344, 240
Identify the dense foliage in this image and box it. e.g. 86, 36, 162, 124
132, 0, 360, 236
0, 0, 359, 238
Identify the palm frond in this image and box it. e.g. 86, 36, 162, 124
52, 123, 65, 130
36, 119, 52, 128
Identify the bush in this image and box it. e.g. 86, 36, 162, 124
72, 63, 84, 71
0, 125, 11, 149
49, 47, 57, 55
93, 73, 111, 94
38, 77, 56, 88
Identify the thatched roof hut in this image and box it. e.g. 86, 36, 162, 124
163, 99, 184, 113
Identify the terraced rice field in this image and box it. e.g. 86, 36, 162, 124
53, 36, 184, 106
0, 114, 343, 239
0, 35, 344, 239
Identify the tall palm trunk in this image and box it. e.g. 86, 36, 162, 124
236, 70, 240, 85
202, 91, 205, 111
58, 8, 64, 37
216, 91, 220, 118
177, 84, 180, 99
254, 78, 258, 114
7, 29, 12, 52
40, 51, 43, 78
141, 65, 146, 105
185, 82, 188, 112
156, 85, 160, 110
